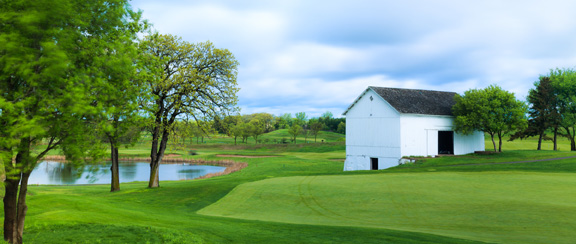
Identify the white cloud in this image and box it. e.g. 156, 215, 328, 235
131, 0, 576, 117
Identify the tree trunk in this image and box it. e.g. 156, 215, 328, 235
497, 132, 503, 152
564, 126, 576, 151
537, 132, 543, 150
490, 133, 497, 152
149, 129, 169, 188
16, 172, 31, 244
4, 177, 20, 243
110, 143, 120, 192
554, 127, 558, 151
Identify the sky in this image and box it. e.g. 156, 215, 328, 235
130, 0, 576, 118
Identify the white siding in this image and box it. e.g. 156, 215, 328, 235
344, 90, 401, 171
454, 131, 485, 154
400, 114, 453, 157
399, 114, 484, 157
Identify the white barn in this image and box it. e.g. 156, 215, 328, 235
343, 86, 484, 171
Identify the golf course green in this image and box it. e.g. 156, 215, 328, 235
199, 172, 576, 244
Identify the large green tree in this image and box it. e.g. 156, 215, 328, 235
0, 0, 143, 243
139, 33, 239, 188
550, 68, 576, 151
453, 85, 528, 152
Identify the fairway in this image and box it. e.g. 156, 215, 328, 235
199, 172, 576, 244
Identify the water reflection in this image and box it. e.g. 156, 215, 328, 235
29, 161, 226, 185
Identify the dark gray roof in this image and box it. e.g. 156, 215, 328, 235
369, 86, 457, 115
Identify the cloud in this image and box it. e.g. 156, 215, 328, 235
131, 0, 576, 117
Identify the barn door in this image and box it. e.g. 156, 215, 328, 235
438, 131, 454, 154
370, 158, 378, 170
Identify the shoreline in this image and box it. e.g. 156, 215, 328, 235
41, 155, 248, 180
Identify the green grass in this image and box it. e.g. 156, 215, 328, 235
199, 172, 576, 244
9, 131, 576, 243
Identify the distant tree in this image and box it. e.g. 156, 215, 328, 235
550, 68, 576, 151
222, 115, 241, 136
453, 85, 528, 152
301, 123, 310, 143
248, 119, 265, 144
294, 112, 308, 125
510, 76, 560, 150
230, 122, 244, 145
139, 33, 239, 188
337, 122, 346, 134
310, 120, 324, 142
321, 111, 334, 119
240, 123, 252, 143
288, 124, 303, 143
278, 113, 293, 129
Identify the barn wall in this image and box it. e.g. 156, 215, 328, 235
344, 89, 401, 171
400, 114, 484, 157
454, 131, 485, 154
400, 114, 453, 157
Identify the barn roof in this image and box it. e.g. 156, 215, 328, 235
343, 86, 458, 116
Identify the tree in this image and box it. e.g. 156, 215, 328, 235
0, 0, 144, 243
510, 76, 560, 150
550, 68, 576, 151
301, 123, 310, 143
453, 85, 528, 152
248, 119, 265, 144
337, 122, 346, 134
294, 112, 308, 125
139, 34, 239, 188
288, 124, 303, 143
222, 115, 241, 136
277, 113, 293, 129
310, 120, 324, 142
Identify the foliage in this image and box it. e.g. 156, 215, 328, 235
288, 124, 303, 143
511, 76, 561, 150
549, 68, 576, 151
139, 33, 239, 187
309, 120, 324, 142
336, 122, 346, 134
0, 0, 144, 242
294, 112, 308, 125
453, 85, 527, 152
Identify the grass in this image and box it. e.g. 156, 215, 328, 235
199, 172, 576, 244
6, 131, 576, 243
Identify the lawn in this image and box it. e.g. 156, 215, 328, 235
5, 132, 576, 243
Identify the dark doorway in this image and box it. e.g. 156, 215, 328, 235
438, 131, 454, 155
370, 158, 378, 170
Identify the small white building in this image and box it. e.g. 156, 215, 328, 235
343, 86, 484, 171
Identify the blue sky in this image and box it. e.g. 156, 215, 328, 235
130, 0, 576, 118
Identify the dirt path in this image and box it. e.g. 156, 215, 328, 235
444, 155, 576, 167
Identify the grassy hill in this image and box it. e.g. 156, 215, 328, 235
9, 131, 576, 243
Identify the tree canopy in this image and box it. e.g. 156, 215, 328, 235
453, 85, 527, 152
0, 0, 145, 242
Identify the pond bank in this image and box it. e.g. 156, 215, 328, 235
41, 155, 248, 180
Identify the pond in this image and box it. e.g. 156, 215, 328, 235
28, 161, 227, 185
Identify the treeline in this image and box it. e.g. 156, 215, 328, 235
167, 111, 346, 145
453, 68, 576, 152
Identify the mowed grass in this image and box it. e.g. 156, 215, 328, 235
9, 131, 576, 243
199, 172, 576, 244
16, 154, 486, 244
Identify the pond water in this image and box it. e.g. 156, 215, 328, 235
28, 161, 226, 185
